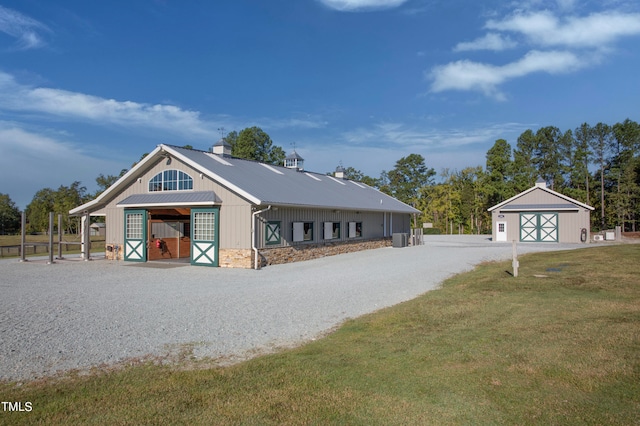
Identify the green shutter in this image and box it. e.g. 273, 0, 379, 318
265, 221, 281, 245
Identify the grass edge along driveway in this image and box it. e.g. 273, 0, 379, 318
1, 244, 638, 425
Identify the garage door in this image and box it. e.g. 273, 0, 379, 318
520, 213, 558, 242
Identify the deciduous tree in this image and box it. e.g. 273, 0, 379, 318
228, 127, 286, 165
0, 193, 21, 235
381, 154, 435, 205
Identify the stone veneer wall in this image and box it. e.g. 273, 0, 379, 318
258, 238, 391, 268
218, 249, 252, 268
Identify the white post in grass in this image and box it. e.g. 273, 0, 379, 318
47, 212, 55, 265
20, 211, 27, 262
512, 240, 519, 278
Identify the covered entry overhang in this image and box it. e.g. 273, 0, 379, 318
116, 191, 221, 266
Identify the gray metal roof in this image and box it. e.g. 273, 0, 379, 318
500, 203, 579, 211
168, 145, 419, 213
488, 184, 594, 212
116, 191, 219, 207
285, 150, 304, 160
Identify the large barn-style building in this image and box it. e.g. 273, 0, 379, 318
70, 143, 419, 268
488, 179, 594, 244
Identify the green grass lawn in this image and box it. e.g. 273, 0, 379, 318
1, 245, 638, 425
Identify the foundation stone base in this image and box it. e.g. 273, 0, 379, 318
259, 238, 391, 268
218, 249, 252, 268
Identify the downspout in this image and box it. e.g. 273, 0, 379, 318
383, 212, 387, 237
252, 205, 271, 270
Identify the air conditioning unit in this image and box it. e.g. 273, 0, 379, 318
593, 235, 604, 241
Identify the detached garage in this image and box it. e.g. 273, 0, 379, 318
488, 179, 594, 244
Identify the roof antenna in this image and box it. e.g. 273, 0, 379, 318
218, 127, 226, 138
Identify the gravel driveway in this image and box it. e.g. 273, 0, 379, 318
0, 236, 589, 382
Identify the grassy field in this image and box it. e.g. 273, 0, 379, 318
1, 245, 638, 425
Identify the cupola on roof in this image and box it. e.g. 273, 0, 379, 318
284, 149, 304, 170
212, 138, 232, 156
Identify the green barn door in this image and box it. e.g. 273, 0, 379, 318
124, 209, 147, 261
520, 213, 558, 242
191, 207, 219, 267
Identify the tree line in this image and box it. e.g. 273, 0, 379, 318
1, 120, 637, 235
351, 119, 639, 234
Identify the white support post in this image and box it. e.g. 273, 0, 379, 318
512, 240, 519, 278
58, 214, 64, 260
47, 212, 55, 264
20, 211, 27, 262
81, 212, 91, 261
383, 212, 387, 237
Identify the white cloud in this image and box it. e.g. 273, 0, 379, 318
0, 72, 329, 141
316, 0, 408, 12
429, 6, 640, 98
340, 120, 531, 152
0, 5, 50, 50
429, 50, 585, 99
454, 33, 518, 52
487, 10, 640, 48
0, 123, 126, 209
0, 71, 216, 139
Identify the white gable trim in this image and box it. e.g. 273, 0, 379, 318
70, 145, 165, 215
487, 185, 594, 212
69, 144, 263, 216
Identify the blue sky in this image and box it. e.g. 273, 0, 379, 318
1, 0, 640, 209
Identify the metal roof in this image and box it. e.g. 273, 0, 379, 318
169, 145, 418, 213
500, 203, 579, 211
116, 191, 219, 208
285, 150, 304, 160
71, 145, 419, 215
488, 185, 594, 212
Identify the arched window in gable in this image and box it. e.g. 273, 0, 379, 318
148, 170, 193, 192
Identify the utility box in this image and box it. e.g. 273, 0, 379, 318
605, 231, 615, 240
392, 233, 408, 248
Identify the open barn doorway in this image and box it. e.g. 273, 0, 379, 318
148, 208, 191, 262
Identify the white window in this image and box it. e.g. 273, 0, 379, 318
193, 212, 216, 241
293, 222, 313, 242
324, 222, 340, 239
126, 213, 143, 239
348, 222, 362, 238
148, 170, 193, 192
